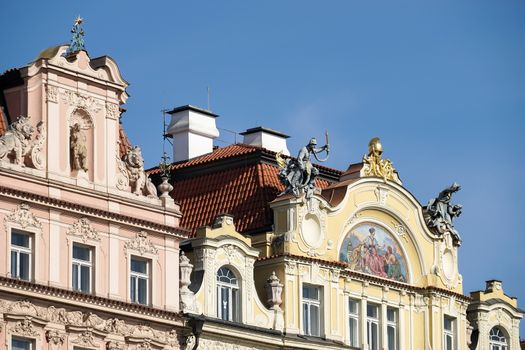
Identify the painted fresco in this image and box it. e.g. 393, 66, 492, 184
339, 223, 408, 282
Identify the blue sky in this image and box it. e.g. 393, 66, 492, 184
2, 0, 524, 336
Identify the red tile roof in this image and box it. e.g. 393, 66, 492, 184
0, 107, 8, 136
154, 144, 338, 235
118, 124, 132, 158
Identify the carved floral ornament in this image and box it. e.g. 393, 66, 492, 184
124, 230, 158, 256
62, 90, 103, 115
4, 203, 42, 232
66, 217, 100, 242
0, 299, 179, 346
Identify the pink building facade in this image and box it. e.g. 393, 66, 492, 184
0, 43, 187, 349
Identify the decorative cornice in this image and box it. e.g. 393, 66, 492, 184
0, 276, 184, 322
0, 185, 188, 239
66, 217, 100, 242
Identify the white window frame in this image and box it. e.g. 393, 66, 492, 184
348, 298, 359, 347
443, 315, 455, 350
216, 266, 240, 322
302, 284, 322, 337
10, 230, 33, 281
367, 303, 380, 350
71, 243, 93, 293
130, 256, 150, 305
489, 326, 508, 350
386, 307, 398, 350
11, 335, 35, 350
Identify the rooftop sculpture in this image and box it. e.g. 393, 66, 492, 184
424, 183, 463, 245
277, 133, 329, 199
361, 137, 400, 183
63, 16, 86, 57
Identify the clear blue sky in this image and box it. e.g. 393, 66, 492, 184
2, 0, 524, 337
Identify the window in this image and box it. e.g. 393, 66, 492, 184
11, 337, 34, 350
72, 243, 93, 293
217, 267, 240, 322
302, 285, 321, 336
367, 304, 379, 350
348, 299, 359, 347
130, 257, 149, 305
444, 316, 455, 350
489, 327, 508, 350
386, 307, 398, 350
10, 230, 32, 281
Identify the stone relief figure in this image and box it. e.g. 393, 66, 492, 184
424, 182, 462, 245
277, 136, 329, 199
117, 145, 158, 197
0, 115, 35, 165
70, 123, 88, 171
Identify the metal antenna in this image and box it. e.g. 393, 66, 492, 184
207, 86, 211, 111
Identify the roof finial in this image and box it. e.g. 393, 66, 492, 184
63, 16, 86, 57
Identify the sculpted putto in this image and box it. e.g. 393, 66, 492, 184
118, 145, 157, 197
0, 115, 34, 165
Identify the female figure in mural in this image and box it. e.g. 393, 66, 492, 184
363, 228, 388, 278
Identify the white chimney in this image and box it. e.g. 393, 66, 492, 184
240, 127, 290, 155
166, 105, 219, 162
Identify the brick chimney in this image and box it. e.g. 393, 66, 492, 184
166, 105, 219, 162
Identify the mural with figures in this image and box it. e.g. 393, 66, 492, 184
339, 223, 408, 282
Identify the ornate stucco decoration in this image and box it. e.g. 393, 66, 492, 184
62, 90, 103, 115
4, 203, 42, 231
10, 319, 39, 337
66, 217, 100, 243
72, 330, 99, 348
361, 137, 401, 184
116, 145, 158, 198
277, 135, 329, 199
105, 102, 120, 120
29, 122, 46, 170
424, 182, 462, 246
46, 329, 66, 348
46, 85, 59, 103
124, 231, 158, 256
0, 115, 45, 167
106, 341, 125, 350
296, 198, 328, 256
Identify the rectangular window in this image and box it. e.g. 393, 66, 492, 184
367, 304, 379, 350
11, 337, 34, 350
130, 257, 149, 305
348, 299, 359, 347
444, 316, 455, 350
302, 285, 321, 336
72, 243, 93, 293
10, 230, 32, 281
387, 307, 398, 350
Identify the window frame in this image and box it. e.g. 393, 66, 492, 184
386, 307, 398, 350
302, 284, 322, 337
489, 326, 508, 350
216, 266, 241, 322
366, 303, 380, 350
129, 256, 150, 305
11, 335, 36, 350
71, 242, 94, 294
10, 229, 33, 282
443, 315, 456, 350
348, 298, 360, 347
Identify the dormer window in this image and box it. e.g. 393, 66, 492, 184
489, 327, 507, 350
217, 267, 240, 322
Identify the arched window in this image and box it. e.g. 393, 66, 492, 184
489, 327, 507, 350
217, 267, 240, 322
